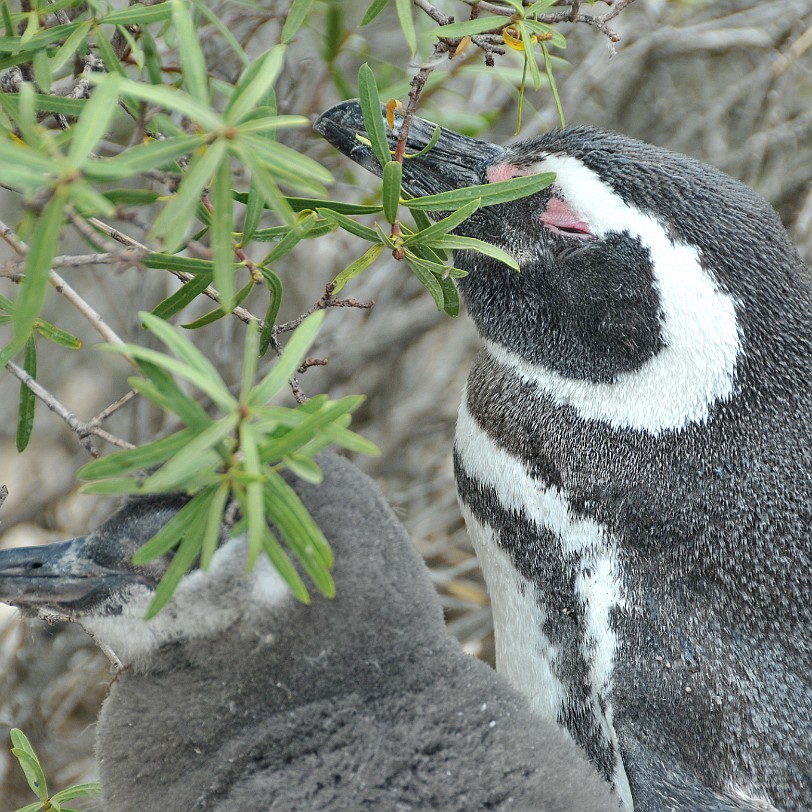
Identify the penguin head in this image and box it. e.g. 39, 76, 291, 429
0, 454, 445, 673
316, 102, 810, 432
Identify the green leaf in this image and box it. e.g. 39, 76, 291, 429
234, 143, 294, 226
93, 22, 127, 77
109, 77, 222, 130
360, 0, 389, 25
145, 509, 206, 618
237, 422, 265, 569
152, 274, 212, 320
199, 481, 229, 569
142, 414, 237, 493
517, 20, 542, 91
103, 189, 162, 206
261, 211, 317, 266
137, 310, 237, 409
381, 160, 402, 224
260, 525, 309, 602
14, 188, 67, 349
404, 253, 444, 311
357, 63, 390, 170
67, 75, 120, 168
259, 268, 282, 356
281, 0, 315, 43
151, 139, 228, 251
394, 0, 416, 55
15, 335, 36, 452
98, 133, 207, 177
210, 155, 235, 311
142, 253, 214, 274
330, 242, 384, 294
238, 133, 332, 191
402, 198, 479, 246
78, 429, 195, 480
428, 234, 519, 270
284, 197, 382, 216
317, 208, 380, 242
438, 273, 460, 316
34, 319, 82, 349
226, 45, 286, 124
51, 783, 103, 802
10, 729, 47, 801
106, 340, 237, 412
404, 171, 555, 210
249, 311, 324, 406
193, 0, 248, 65
258, 396, 363, 463
102, 2, 173, 25
129, 364, 210, 431
264, 467, 334, 581
541, 42, 565, 128
182, 280, 253, 329
240, 177, 264, 246
171, 0, 209, 104
282, 452, 323, 484
50, 20, 92, 75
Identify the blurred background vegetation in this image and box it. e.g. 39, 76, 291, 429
0, 0, 811, 807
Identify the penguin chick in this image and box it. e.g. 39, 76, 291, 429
315, 102, 812, 812
0, 453, 620, 812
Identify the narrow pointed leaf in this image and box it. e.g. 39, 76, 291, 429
381, 160, 402, 224
182, 280, 253, 329
317, 208, 380, 242
394, 0, 416, 55
330, 243, 383, 294
141, 414, 237, 492
14, 188, 67, 347
226, 45, 286, 123
78, 429, 195, 480
151, 139, 228, 251
357, 63, 389, 170
152, 273, 212, 320
281, 0, 315, 43
67, 75, 120, 166
404, 253, 444, 311
199, 481, 229, 569
261, 527, 309, 602
429, 234, 519, 270
361, 0, 389, 25
145, 513, 206, 618
210, 156, 235, 311
15, 335, 36, 452
404, 172, 555, 209
402, 198, 479, 245
171, 0, 209, 103
51, 783, 103, 802
259, 268, 283, 356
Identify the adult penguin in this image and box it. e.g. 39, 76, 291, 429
315, 101, 812, 812
0, 453, 619, 812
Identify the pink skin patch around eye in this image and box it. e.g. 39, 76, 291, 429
540, 196, 594, 240
487, 162, 534, 183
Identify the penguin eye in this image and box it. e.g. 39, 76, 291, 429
540, 197, 594, 241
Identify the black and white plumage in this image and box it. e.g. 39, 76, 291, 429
315, 102, 812, 812
0, 453, 620, 812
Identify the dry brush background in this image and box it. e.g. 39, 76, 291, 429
1, 0, 811, 807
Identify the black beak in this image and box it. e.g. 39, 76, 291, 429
0, 537, 129, 608
314, 99, 505, 199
